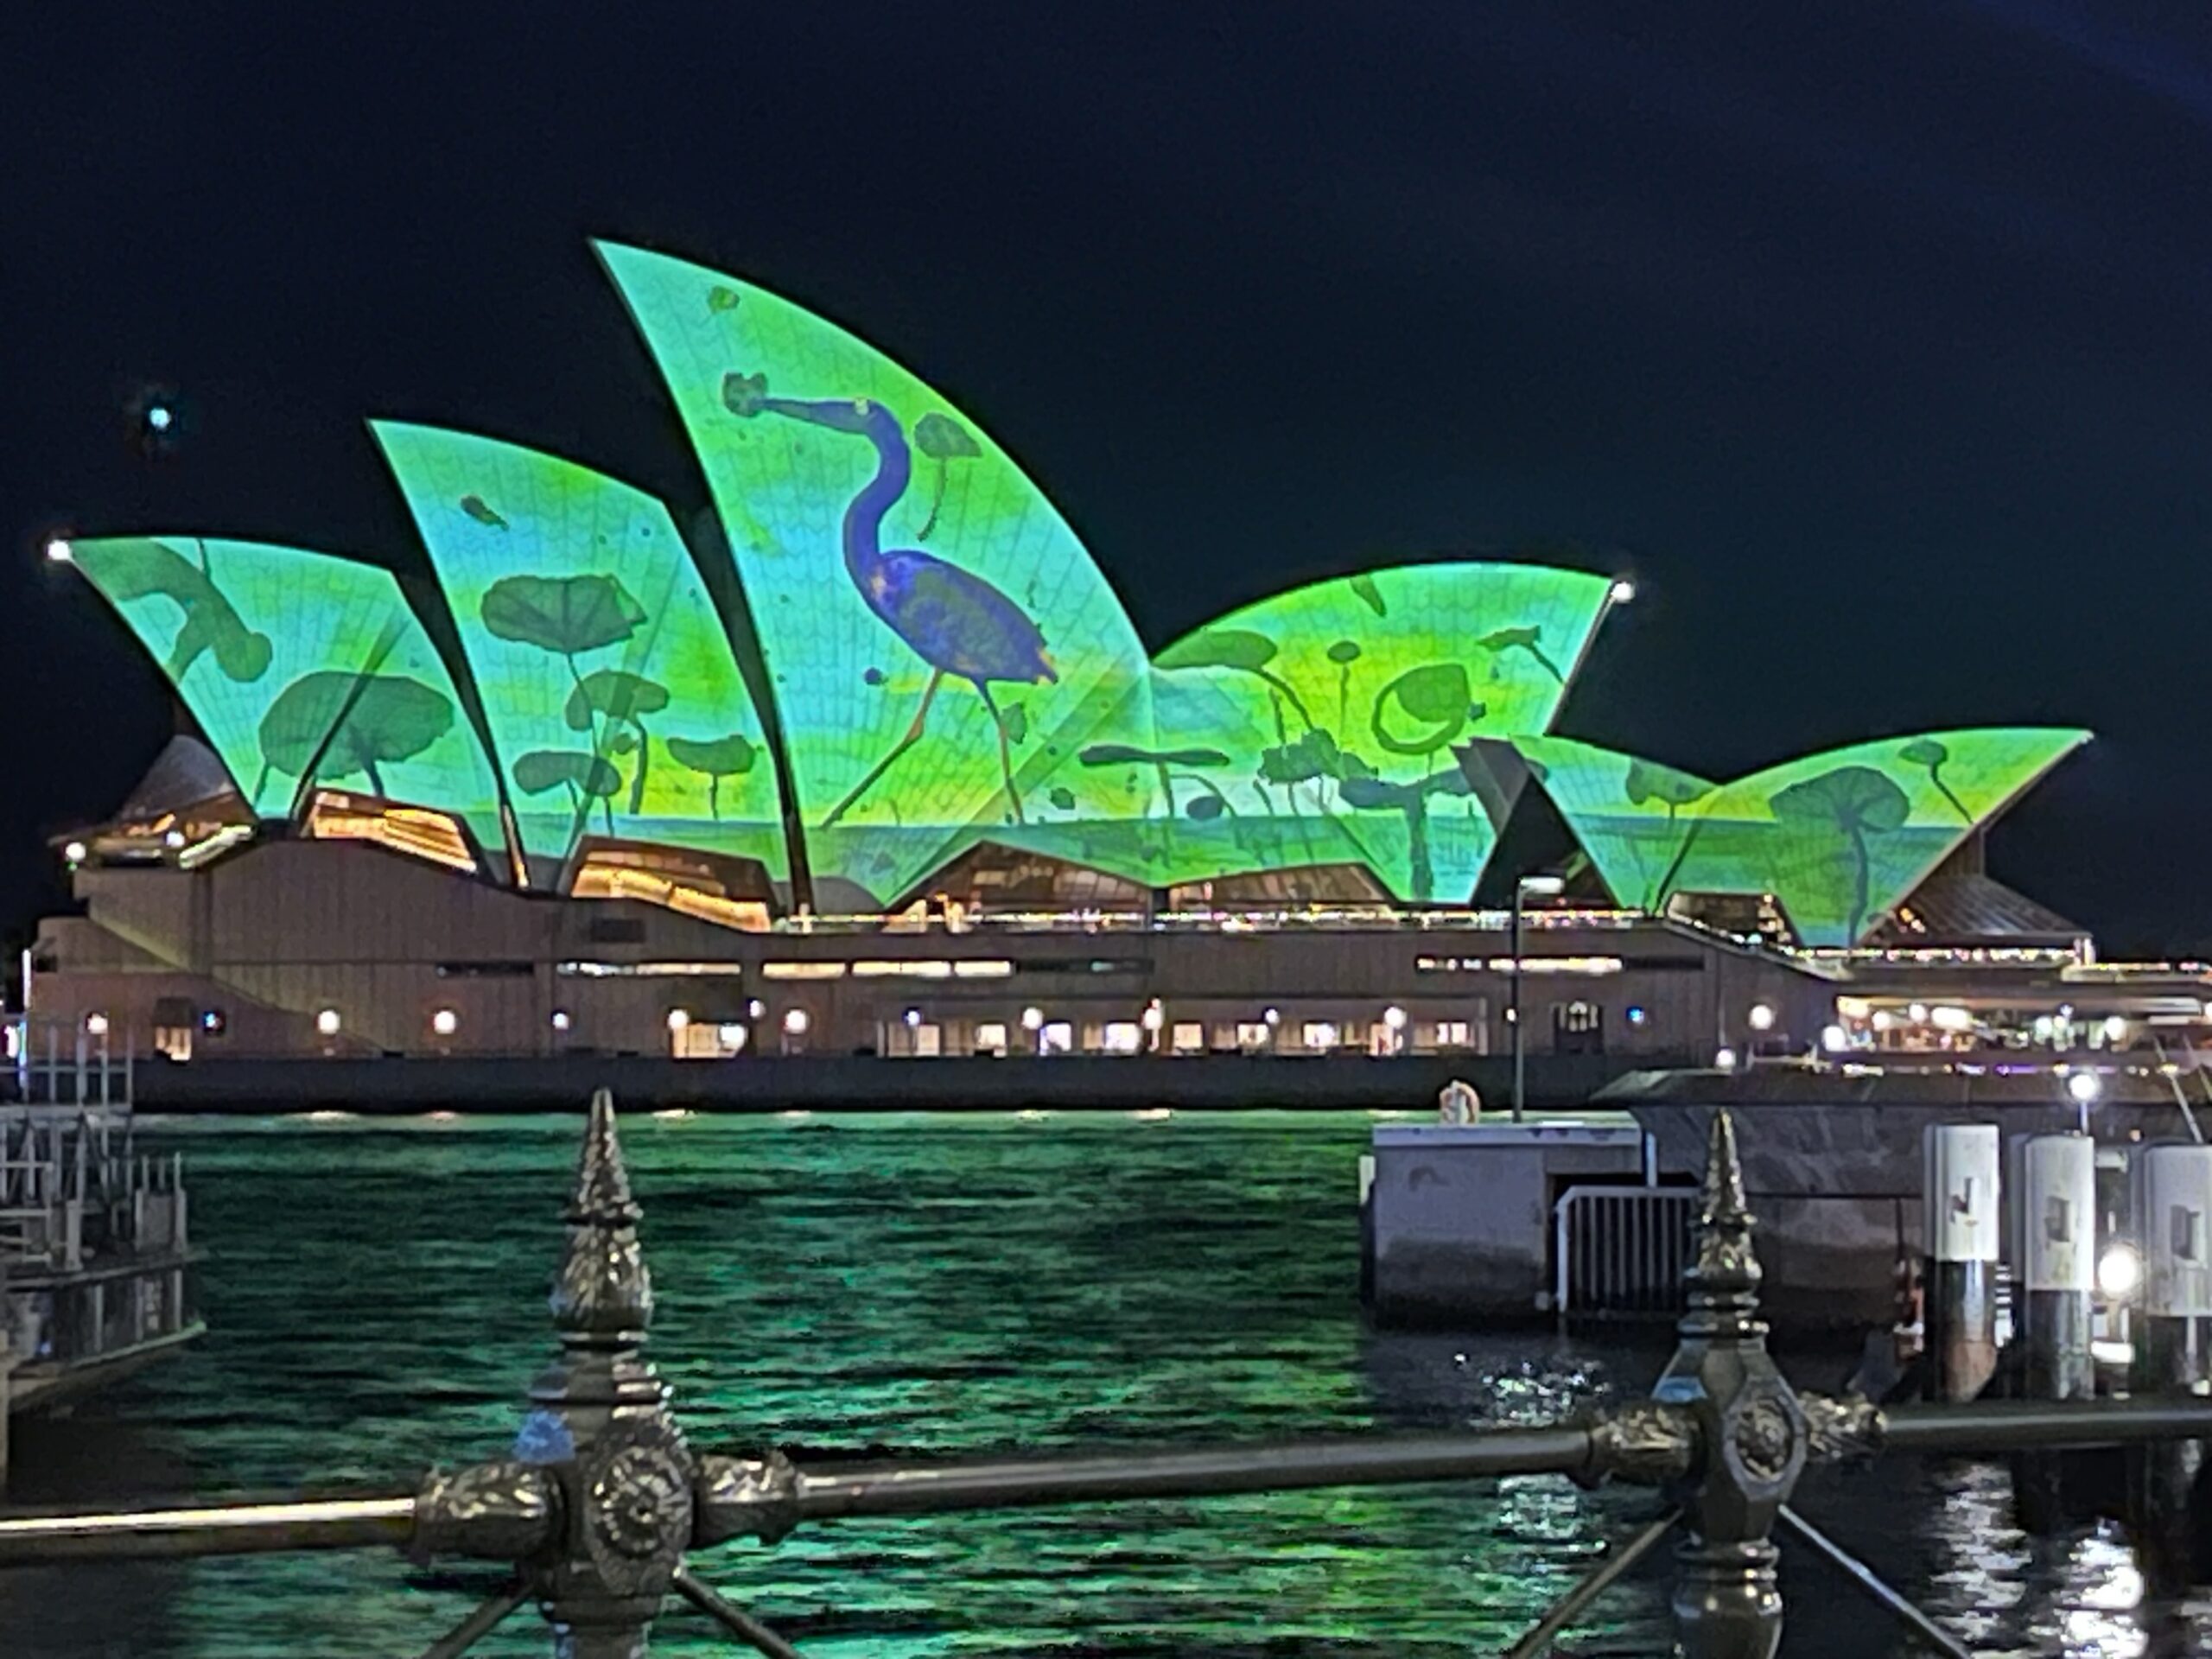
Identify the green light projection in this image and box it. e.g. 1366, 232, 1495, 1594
598, 242, 1152, 905
68, 537, 504, 850
1517, 729, 2089, 944
1120, 565, 1613, 900
373, 423, 786, 876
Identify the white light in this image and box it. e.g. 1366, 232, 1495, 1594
1930, 1006, 1974, 1033
1747, 1003, 1775, 1033
315, 1007, 341, 1037
1383, 1005, 1408, 1032
1263, 1007, 1281, 1027
162, 829, 186, 849
2103, 1014, 2128, 1042
1908, 1003, 1929, 1025
903, 1007, 923, 1028
146, 404, 175, 432
550, 1009, 572, 1032
1821, 1024, 1848, 1054
44, 537, 73, 563
718, 1023, 746, 1046
1518, 874, 1567, 898
747, 999, 766, 1019
84, 1012, 109, 1038
1872, 1009, 1895, 1033
63, 840, 87, 863
431, 1007, 459, 1037
1020, 1006, 1045, 1032
1714, 1046, 1738, 1071
1141, 1001, 1165, 1032
666, 1008, 690, 1032
782, 1007, 810, 1035
2032, 1014, 2056, 1040
2099, 1243, 2140, 1300
1608, 578, 1636, 605
2066, 1071, 2101, 1104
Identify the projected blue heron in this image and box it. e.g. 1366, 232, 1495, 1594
724, 377, 1053, 827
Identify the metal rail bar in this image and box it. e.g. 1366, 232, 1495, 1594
416, 1578, 528, 1659
1502, 1507, 1680, 1659
784, 1428, 1599, 1522
1777, 1507, 1968, 1659
0, 1494, 416, 1563
1880, 1399, 2212, 1453
672, 1567, 808, 1658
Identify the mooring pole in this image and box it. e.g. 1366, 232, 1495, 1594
1923, 1123, 2000, 1402
2011, 1133, 2095, 1532
2130, 1140, 2212, 1593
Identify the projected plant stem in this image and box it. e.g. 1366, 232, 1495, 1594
722, 376, 1054, 829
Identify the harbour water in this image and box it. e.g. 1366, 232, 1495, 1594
0, 1109, 2191, 1656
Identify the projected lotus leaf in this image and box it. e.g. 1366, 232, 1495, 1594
257, 671, 455, 799
666, 734, 760, 818
513, 750, 624, 830
480, 575, 646, 658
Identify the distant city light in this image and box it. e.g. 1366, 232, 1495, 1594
1141, 999, 1165, 1033
145, 404, 175, 433
1608, 578, 1636, 605
430, 1007, 459, 1037
1931, 1006, 1974, 1033
162, 829, 186, 849
782, 1007, 810, 1035
1020, 1006, 1045, 1032
666, 1008, 690, 1032
1714, 1046, 1738, 1071
2100, 1242, 2141, 1299
1625, 1005, 1647, 1027
1747, 1003, 1776, 1033
1262, 1007, 1281, 1027
747, 999, 766, 1019
315, 1007, 342, 1037
63, 840, 86, 864
550, 1009, 572, 1033
85, 1012, 110, 1038
2066, 1071, 2101, 1105
1821, 1024, 1848, 1054
2102, 1014, 2128, 1042
200, 1008, 226, 1034
1908, 1003, 1929, 1024
903, 1007, 923, 1028
44, 537, 73, 563
1382, 1005, 1408, 1032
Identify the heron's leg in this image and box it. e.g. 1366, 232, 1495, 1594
976, 683, 1026, 824
822, 669, 944, 829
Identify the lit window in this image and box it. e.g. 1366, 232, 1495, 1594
911, 1023, 942, 1058
1040, 1020, 1074, 1056
1235, 1021, 1271, 1052
1171, 1021, 1206, 1054
1302, 1021, 1341, 1051
976, 1021, 1009, 1056
1103, 1021, 1142, 1054
1437, 1020, 1471, 1048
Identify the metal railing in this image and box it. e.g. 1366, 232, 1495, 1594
5, 1095, 2212, 1658
1554, 1184, 1696, 1321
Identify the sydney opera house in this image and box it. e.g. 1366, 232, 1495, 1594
30, 242, 2207, 1081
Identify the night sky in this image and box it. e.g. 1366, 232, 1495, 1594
8, 4, 2210, 957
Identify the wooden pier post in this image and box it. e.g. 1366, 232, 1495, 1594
1923, 1123, 2000, 1402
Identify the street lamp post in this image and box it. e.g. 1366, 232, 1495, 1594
1511, 874, 1566, 1122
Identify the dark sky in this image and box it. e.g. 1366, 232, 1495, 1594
7, 3, 2210, 956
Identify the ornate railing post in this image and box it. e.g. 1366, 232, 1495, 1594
1649, 1110, 1801, 1659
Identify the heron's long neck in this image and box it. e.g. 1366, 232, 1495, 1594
762, 397, 910, 584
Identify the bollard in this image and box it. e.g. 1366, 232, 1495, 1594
1923, 1124, 2001, 1402
2130, 1141, 2212, 1591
